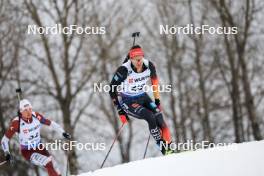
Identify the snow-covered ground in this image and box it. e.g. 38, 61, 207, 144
79, 140, 264, 176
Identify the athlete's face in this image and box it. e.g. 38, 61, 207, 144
21, 107, 32, 120
131, 56, 143, 70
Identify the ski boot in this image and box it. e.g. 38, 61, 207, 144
157, 139, 175, 155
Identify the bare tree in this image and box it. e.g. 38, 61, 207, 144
211, 0, 262, 140
187, 0, 216, 142
21, 0, 99, 173
0, 0, 40, 175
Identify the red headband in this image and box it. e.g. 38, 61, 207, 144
129, 48, 144, 58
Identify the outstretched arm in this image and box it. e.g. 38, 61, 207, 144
35, 112, 70, 139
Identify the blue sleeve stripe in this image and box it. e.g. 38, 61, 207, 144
40, 117, 47, 124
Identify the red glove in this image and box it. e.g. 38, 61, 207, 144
118, 109, 129, 124
119, 114, 128, 124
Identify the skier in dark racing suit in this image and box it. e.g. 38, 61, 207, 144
109, 45, 174, 155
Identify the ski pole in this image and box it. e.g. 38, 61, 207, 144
0, 160, 7, 166
65, 141, 70, 176
100, 123, 125, 168
143, 134, 151, 159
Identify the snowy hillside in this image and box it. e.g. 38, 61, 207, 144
79, 140, 264, 176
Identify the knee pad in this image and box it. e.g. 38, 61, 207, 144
30, 153, 52, 167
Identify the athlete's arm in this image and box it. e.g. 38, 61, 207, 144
149, 61, 160, 100
35, 112, 70, 139
35, 112, 64, 134
109, 66, 128, 108
1, 118, 19, 153
109, 66, 130, 123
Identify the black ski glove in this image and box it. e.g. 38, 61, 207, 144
5, 152, 15, 165
155, 99, 162, 111
63, 132, 71, 140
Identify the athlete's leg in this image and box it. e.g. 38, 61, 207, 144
121, 99, 162, 143
155, 112, 172, 143
143, 96, 172, 143
21, 147, 61, 176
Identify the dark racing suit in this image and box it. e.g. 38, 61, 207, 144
109, 58, 171, 144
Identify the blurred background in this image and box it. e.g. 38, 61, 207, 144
0, 0, 264, 175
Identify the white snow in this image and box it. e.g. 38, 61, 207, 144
79, 140, 264, 176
